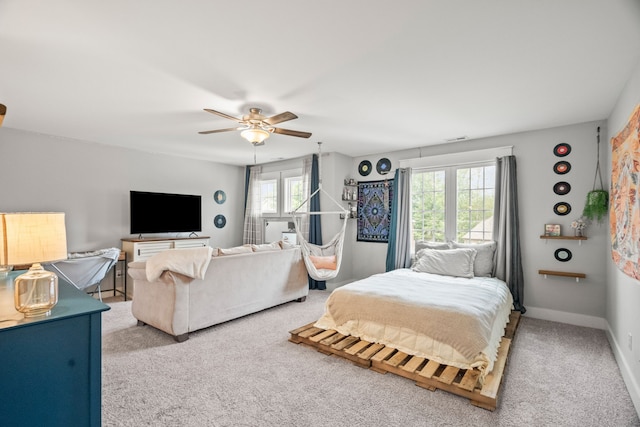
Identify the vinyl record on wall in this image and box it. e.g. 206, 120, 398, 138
358, 160, 372, 176
376, 158, 392, 175
214, 214, 226, 228
553, 202, 571, 216
213, 190, 226, 204
553, 143, 572, 157
554, 248, 572, 262
553, 161, 571, 175
553, 181, 571, 195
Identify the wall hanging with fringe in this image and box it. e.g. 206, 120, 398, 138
610, 104, 640, 279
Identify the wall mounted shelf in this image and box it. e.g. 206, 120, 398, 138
540, 235, 587, 245
538, 269, 586, 282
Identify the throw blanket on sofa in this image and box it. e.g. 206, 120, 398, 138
146, 246, 214, 282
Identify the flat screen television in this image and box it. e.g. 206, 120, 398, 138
130, 191, 202, 234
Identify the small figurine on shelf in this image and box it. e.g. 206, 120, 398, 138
571, 217, 587, 237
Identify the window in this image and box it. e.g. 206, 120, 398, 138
260, 179, 278, 214
259, 169, 303, 217
284, 176, 304, 213
412, 163, 495, 243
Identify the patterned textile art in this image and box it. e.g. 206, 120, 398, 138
357, 179, 394, 243
610, 104, 640, 279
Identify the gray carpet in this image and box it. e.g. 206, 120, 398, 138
102, 290, 639, 426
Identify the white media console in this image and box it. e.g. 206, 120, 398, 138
121, 236, 210, 262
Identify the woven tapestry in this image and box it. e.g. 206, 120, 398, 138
357, 179, 394, 243
611, 104, 640, 279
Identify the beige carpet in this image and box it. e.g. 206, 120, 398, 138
101, 290, 639, 426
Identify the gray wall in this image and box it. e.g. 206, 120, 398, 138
0, 128, 245, 251
606, 58, 640, 413
348, 121, 608, 326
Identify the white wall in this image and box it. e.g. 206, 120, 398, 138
0, 128, 245, 252
349, 121, 609, 323
606, 58, 640, 414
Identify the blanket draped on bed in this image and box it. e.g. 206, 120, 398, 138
315, 269, 513, 372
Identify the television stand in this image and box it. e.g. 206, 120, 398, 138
121, 236, 210, 263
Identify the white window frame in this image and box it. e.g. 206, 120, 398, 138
259, 168, 303, 218
402, 146, 512, 244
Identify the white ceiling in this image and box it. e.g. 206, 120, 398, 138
1, 1, 639, 166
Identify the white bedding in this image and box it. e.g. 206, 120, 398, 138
314, 269, 513, 375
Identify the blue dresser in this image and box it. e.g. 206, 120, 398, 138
0, 271, 110, 427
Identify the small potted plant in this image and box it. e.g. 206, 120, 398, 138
571, 218, 587, 237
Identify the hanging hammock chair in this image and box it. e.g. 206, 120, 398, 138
291, 142, 349, 281
293, 213, 348, 281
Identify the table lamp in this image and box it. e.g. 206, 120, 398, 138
0, 213, 67, 317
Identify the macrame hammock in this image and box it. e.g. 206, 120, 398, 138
291, 142, 349, 281
582, 126, 609, 223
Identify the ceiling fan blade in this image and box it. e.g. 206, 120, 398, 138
198, 127, 240, 135
203, 108, 243, 122
273, 127, 312, 138
263, 111, 298, 125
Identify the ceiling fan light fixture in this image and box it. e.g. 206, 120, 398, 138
241, 127, 270, 145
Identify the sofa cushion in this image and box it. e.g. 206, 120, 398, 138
218, 245, 253, 256
252, 242, 282, 252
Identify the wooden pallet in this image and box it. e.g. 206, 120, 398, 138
289, 311, 520, 411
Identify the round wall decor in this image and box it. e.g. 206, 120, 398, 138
553, 202, 571, 216
553, 161, 571, 175
214, 190, 226, 204
358, 160, 372, 176
554, 248, 572, 262
376, 158, 392, 175
214, 214, 226, 228
553, 181, 571, 195
553, 143, 572, 157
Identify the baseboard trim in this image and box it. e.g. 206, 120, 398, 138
606, 324, 640, 416
523, 306, 606, 330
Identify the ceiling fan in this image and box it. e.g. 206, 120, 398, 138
199, 107, 312, 146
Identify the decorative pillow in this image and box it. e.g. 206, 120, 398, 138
451, 241, 496, 277
415, 241, 451, 252
251, 242, 282, 252
309, 255, 337, 270
217, 245, 253, 256
279, 240, 295, 249
411, 248, 477, 278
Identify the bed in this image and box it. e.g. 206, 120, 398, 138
291, 243, 517, 409
314, 268, 513, 377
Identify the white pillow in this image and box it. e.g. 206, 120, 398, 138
415, 241, 451, 252
411, 248, 477, 278
217, 245, 253, 256
251, 242, 282, 252
451, 241, 496, 277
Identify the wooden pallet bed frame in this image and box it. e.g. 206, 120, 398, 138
289, 311, 520, 411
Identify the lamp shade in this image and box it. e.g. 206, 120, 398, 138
0, 212, 68, 266
241, 127, 270, 145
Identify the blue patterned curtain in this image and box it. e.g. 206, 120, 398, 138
308, 154, 325, 290
385, 168, 412, 271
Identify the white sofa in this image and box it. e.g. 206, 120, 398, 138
127, 246, 308, 341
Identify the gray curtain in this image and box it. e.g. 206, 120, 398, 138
385, 167, 413, 271
243, 165, 263, 245
493, 155, 525, 313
